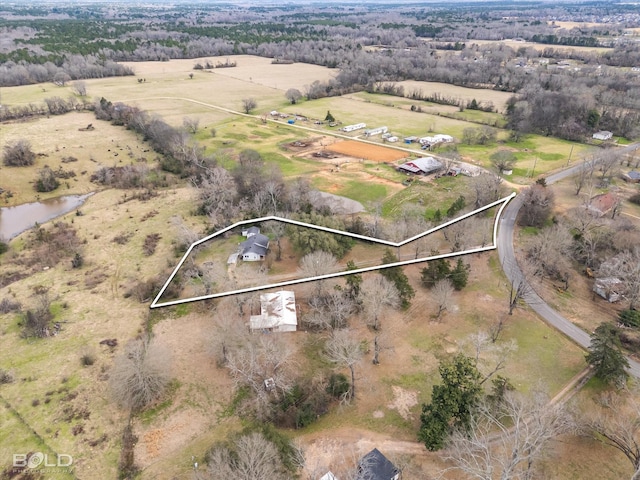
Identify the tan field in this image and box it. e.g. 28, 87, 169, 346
391, 80, 514, 112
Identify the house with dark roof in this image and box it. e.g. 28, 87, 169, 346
356, 448, 401, 480
239, 233, 269, 261
622, 170, 640, 183
586, 192, 619, 217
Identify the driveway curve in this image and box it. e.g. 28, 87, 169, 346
497, 145, 640, 378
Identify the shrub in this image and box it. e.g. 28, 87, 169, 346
630, 193, 640, 206
0, 298, 21, 314
35, 166, 60, 192
0, 369, 14, 384
80, 350, 96, 367
20, 296, 53, 338
619, 309, 640, 329
142, 233, 161, 256
326, 373, 350, 398
3, 140, 35, 166
71, 252, 84, 269
0, 241, 8, 255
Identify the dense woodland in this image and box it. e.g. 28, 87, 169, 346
2, 1, 640, 140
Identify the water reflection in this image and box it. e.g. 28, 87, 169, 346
0, 193, 93, 241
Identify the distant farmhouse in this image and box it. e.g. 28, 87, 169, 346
593, 130, 613, 141
249, 290, 297, 332
398, 157, 443, 175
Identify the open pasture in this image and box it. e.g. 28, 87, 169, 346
0, 112, 155, 206
390, 80, 514, 113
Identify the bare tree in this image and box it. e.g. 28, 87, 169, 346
573, 158, 595, 196
525, 223, 573, 289
206, 431, 289, 480
195, 167, 239, 229
471, 173, 504, 209
598, 150, 622, 182
306, 291, 354, 330
110, 336, 171, 411
225, 335, 294, 419
182, 116, 199, 134
324, 329, 364, 402
433, 279, 454, 319
3, 139, 35, 166
359, 276, 399, 330
518, 184, 555, 228
242, 97, 257, 114
263, 220, 286, 261
372, 332, 393, 366
505, 259, 535, 315
581, 388, 640, 480
71, 80, 87, 96
442, 219, 468, 252
299, 250, 339, 297
285, 88, 302, 104
170, 215, 201, 251
443, 391, 574, 480
209, 299, 248, 366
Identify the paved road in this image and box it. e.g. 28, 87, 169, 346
497, 144, 640, 378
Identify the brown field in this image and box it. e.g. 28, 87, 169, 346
465, 38, 612, 55
121, 55, 338, 93
391, 80, 514, 112
326, 140, 408, 163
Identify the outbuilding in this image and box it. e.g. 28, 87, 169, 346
593, 131, 613, 141
398, 157, 443, 175
249, 291, 298, 332
622, 170, 640, 183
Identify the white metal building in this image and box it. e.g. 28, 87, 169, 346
250, 291, 298, 332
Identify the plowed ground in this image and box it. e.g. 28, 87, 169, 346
326, 140, 407, 163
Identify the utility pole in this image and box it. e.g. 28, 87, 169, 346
566, 145, 574, 166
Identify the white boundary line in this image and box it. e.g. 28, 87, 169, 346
150, 192, 516, 308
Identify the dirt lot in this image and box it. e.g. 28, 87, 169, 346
326, 140, 408, 163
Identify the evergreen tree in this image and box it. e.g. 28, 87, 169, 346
345, 260, 363, 300
419, 354, 482, 451
324, 110, 335, 122
421, 259, 451, 288
450, 258, 469, 290
380, 249, 415, 309
447, 195, 466, 217
586, 323, 629, 386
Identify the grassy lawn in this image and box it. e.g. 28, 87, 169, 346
382, 176, 471, 218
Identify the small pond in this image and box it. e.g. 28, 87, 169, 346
0, 193, 93, 241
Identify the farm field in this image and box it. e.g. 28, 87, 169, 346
389, 80, 514, 113
1, 51, 637, 480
